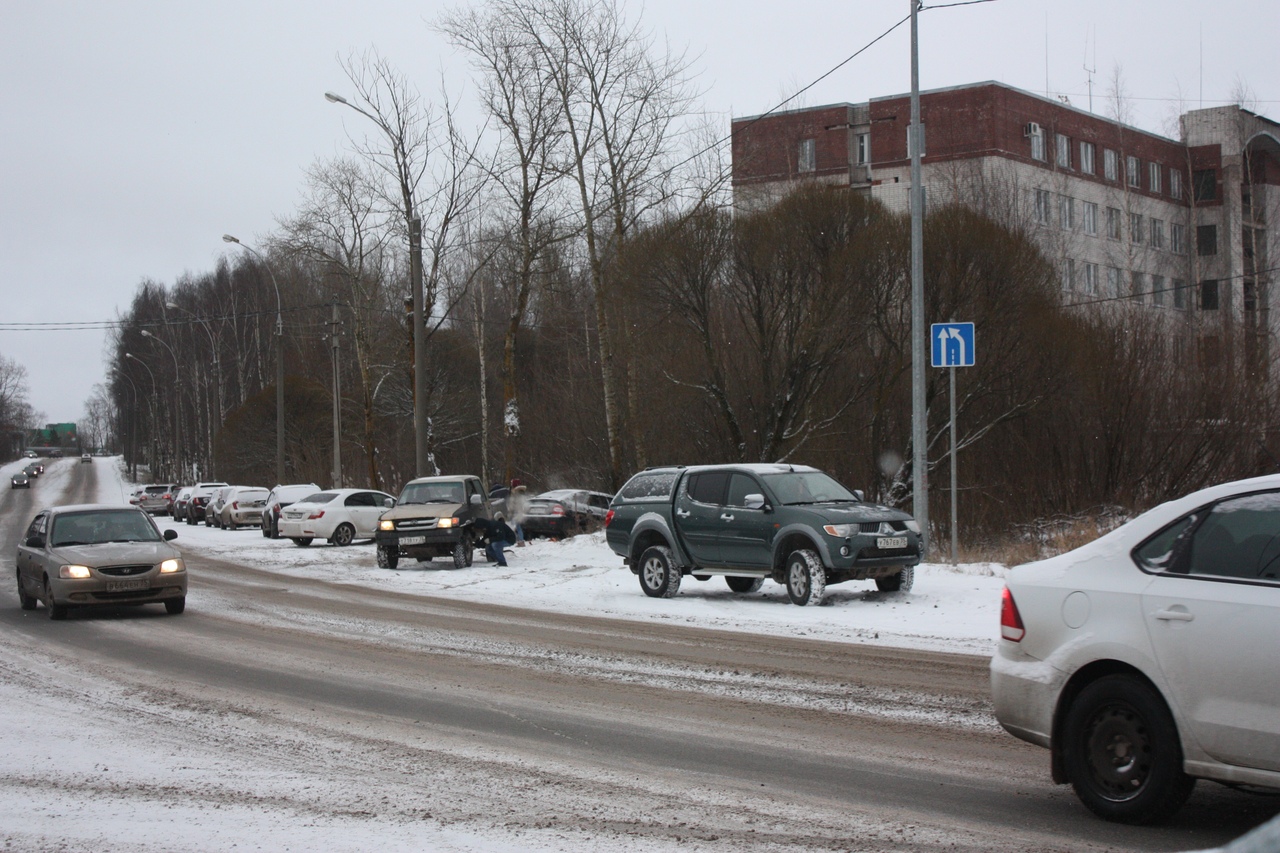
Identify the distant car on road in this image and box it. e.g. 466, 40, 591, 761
992, 474, 1280, 824
23, 462, 43, 478
260, 483, 322, 539
11, 471, 30, 489
15, 504, 187, 619
80, 453, 92, 464
278, 488, 396, 547
23, 450, 37, 459
137, 484, 180, 515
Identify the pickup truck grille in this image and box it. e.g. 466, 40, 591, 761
858, 521, 908, 534
394, 518, 440, 531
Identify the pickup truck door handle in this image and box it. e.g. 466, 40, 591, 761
720, 513, 735, 522
1154, 608, 1195, 622
675, 509, 690, 519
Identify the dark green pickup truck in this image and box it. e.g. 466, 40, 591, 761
604, 464, 921, 606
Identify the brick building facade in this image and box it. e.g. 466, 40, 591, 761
732, 81, 1280, 371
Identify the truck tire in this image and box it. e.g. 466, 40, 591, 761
726, 576, 764, 593
638, 545, 681, 599
876, 566, 915, 592
377, 543, 399, 570
452, 535, 474, 569
785, 549, 826, 606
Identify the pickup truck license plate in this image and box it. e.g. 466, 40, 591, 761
877, 536, 908, 550
106, 579, 148, 593
399, 536, 426, 546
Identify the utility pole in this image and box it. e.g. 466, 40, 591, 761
909, 0, 929, 556
410, 215, 429, 476
330, 296, 342, 489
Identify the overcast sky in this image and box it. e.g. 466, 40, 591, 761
2, 0, 1276, 424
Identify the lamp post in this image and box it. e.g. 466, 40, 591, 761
222, 234, 285, 486
124, 352, 160, 477
325, 89, 429, 477
909, 0, 929, 556
142, 329, 183, 482
166, 301, 221, 480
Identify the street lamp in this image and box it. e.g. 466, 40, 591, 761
141, 329, 183, 482
166, 301, 224, 421
325, 89, 429, 477
124, 352, 160, 477
222, 234, 285, 486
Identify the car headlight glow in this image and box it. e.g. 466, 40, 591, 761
904, 519, 921, 534
379, 519, 395, 531
823, 524, 855, 537
59, 565, 92, 579
437, 517, 456, 528
159, 558, 184, 573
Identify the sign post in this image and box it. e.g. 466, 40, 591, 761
931, 323, 975, 565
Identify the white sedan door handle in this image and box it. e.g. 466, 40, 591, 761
1154, 609, 1195, 622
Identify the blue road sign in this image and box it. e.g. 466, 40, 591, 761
931, 322, 975, 367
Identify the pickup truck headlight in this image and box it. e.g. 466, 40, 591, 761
379, 520, 395, 531
437, 517, 457, 528
823, 524, 856, 538
904, 519, 921, 534
59, 565, 92, 579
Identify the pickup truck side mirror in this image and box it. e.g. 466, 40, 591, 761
852, 489, 865, 502
744, 494, 768, 511
469, 494, 482, 506
25, 535, 44, 549
163, 529, 178, 541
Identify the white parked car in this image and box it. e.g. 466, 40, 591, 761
277, 488, 396, 547
992, 474, 1280, 824
213, 486, 270, 530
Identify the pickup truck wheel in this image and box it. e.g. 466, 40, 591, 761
377, 543, 399, 570
786, 549, 826, 606
875, 566, 915, 592
452, 535, 474, 569
726, 576, 764, 593
638, 545, 681, 598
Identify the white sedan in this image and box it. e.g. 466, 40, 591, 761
992, 474, 1280, 824
277, 488, 396, 547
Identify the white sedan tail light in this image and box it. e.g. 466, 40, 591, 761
1000, 587, 1025, 642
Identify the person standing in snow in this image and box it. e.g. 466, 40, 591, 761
507, 479, 529, 546
472, 516, 517, 566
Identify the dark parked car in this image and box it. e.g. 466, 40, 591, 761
521, 489, 613, 540
15, 504, 187, 619
185, 482, 229, 525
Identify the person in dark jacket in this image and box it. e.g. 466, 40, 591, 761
472, 516, 517, 566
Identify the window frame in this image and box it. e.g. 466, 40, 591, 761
797, 138, 816, 173
1079, 141, 1095, 175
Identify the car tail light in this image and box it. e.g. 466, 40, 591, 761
604, 509, 614, 527
308, 510, 325, 520
232, 501, 240, 510
1000, 587, 1025, 642
551, 504, 565, 516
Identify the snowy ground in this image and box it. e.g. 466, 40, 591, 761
0, 457, 1016, 853
101, 459, 1008, 657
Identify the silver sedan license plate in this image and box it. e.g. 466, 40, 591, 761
106, 579, 149, 593
877, 536, 908, 550
399, 535, 426, 546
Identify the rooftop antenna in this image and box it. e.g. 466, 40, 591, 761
1044, 13, 1050, 98
1198, 23, 1203, 109
1083, 26, 1096, 113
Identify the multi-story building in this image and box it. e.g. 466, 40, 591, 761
731, 81, 1279, 371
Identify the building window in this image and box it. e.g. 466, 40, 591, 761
1197, 224, 1218, 256
1132, 271, 1145, 303
1171, 222, 1185, 254
1062, 259, 1075, 291
798, 138, 816, 173
855, 133, 869, 165
1169, 169, 1182, 200
1201, 279, 1219, 310
1127, 155, 1142, 188
1059, 195, 1074, 230
1082, 202, 1098, 236
1131, 212, 1145, 244
1029, 125, 1046, 161
1104, 149, 1118, 181
1148, 162, 1162, 194
1151, 274, 1165, 306
1106, 207, 1121, 240
1107, 266, 1122, 297
1056, 134, 1071, 169
1080, 141, 1095, 175
1150, 219, 1165, 250
1172, 279, 1186, 309
1193, 169, 1216, 202
1083, 262, 1099, 294
1035, 189, 1052, 225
